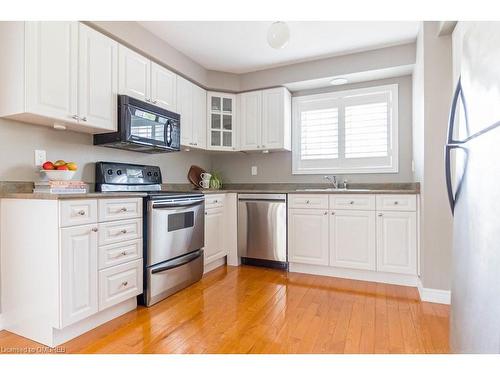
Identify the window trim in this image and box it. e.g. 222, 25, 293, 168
292, 84, 399, 175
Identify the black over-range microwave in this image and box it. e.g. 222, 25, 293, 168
93, 95, 181, 153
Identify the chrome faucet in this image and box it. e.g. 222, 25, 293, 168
324, 175, 338, 189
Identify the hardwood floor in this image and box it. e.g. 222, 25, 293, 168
0, 265, 449, 353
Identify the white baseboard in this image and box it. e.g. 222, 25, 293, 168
289, 263, 418, 287
204, 256, 226, 274
417, 279, 451, 304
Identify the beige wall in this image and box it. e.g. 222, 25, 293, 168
239, 43, 416, 91
213, 75, 414, 184
412, 21, 454, 291
0, 118, 212, 183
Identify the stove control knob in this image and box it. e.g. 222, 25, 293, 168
107, 169, 113, 175
147, 171, 152, 177
116, 170, 122, 175
153, 172, 159, 177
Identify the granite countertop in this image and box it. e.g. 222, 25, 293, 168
0, 192, 149, 200
0, 182, 420, 199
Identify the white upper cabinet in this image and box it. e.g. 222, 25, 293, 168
25, 21, 79, 124
0, 21, 119, 133
151, 62, 177, 112
239, 91, 262, 151
262, 87, 291, 150
207, 92, 237, 151
177, 76, 206, 149
238, 87, 291, 151
192, 84, 207, 149
118, 46, 179, 112
78, 24, 118, 132
330, 210, 376, 271
118, 45, 151, 102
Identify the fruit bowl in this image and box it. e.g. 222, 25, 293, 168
40, 170, 76, 181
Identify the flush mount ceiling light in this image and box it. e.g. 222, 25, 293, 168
267, 21, 290, 49
330, 77, 349, 86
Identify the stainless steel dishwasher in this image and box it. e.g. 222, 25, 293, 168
237, 193, 287, 269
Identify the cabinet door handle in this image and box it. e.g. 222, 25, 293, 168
120, 207, 128, 212
394, 201, 399, 205
77, 210, 86, 216
145, 98, 151, 102
91, 227, 98, 232
153, 100, 158, 104
324, 211, 328, 215
378, 213, 383, 217
71, 114, 79, 120
121, 281, 128, 287
81, 117, 87, 122
121, 229, 128, 234
306, 200, 310, 204
331, 211, 335, 215
349, 201, 355, 205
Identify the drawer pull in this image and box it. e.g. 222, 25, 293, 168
91, 227, 98, 232
120, 229, 128, 234
349, 201, 355, 205
114, 251, 128, 258
324, 211, 328, 215
306, 200, 310, 204
378, 213, 383, 217
77, 210, 86, 216
331, 211, 335, 215
120, 207, 128, 212
394, 201, 399, 205
214, 200, 218, 203
121, 281, 128, 287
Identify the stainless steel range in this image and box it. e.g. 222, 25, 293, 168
95, 162, 205, 306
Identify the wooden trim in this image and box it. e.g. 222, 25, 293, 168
417, 278, 451, 305
289, 262, 418, 287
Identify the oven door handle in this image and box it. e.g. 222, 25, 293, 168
152, 199, 204, 209
151, 250, 203, 274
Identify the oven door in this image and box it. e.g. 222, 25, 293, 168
147, 197, 205, 267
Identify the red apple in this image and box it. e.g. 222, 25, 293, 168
56, 165, 69, 170
42, 161, 55, 170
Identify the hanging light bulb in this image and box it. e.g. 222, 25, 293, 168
267, 21, 290, 49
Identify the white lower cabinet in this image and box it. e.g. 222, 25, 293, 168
60, 224, 99, 328
376, 211, 417, 275
288, 209, 329, 265
99, 259, 143, 310
288, 194, 419, 284
204, 206, 225, 265
330, 210, 376, 271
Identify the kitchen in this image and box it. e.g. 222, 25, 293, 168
0, 3, 499, 371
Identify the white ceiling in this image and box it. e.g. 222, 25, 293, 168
138, 21, 419, 74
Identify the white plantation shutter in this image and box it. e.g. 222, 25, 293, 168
300, 108, 339, 160
345, 101, 389, 158
292, 84, 398, 174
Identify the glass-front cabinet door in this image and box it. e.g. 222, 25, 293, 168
207, 92, 237, 150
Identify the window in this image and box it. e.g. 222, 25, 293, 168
292, 84, 398, 174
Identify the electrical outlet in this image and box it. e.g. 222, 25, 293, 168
34, 150, 46, 167
251, 166, 258, 176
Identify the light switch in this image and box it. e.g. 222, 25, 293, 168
251, 166, 258, 176
34, 150, 46, 167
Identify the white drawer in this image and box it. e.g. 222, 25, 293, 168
205, 194, 225, 209
98, 259, 143, 311
60, 199, 98, 227
98, 238, 142, 270
98, 218, 142, 246
376, 194, 417, 211
288, 194, 329, 209
98, 198, 142, 222
329, 194, 375, 210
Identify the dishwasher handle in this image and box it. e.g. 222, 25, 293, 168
238, 193, 287, 202
238, 198, 286, 203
